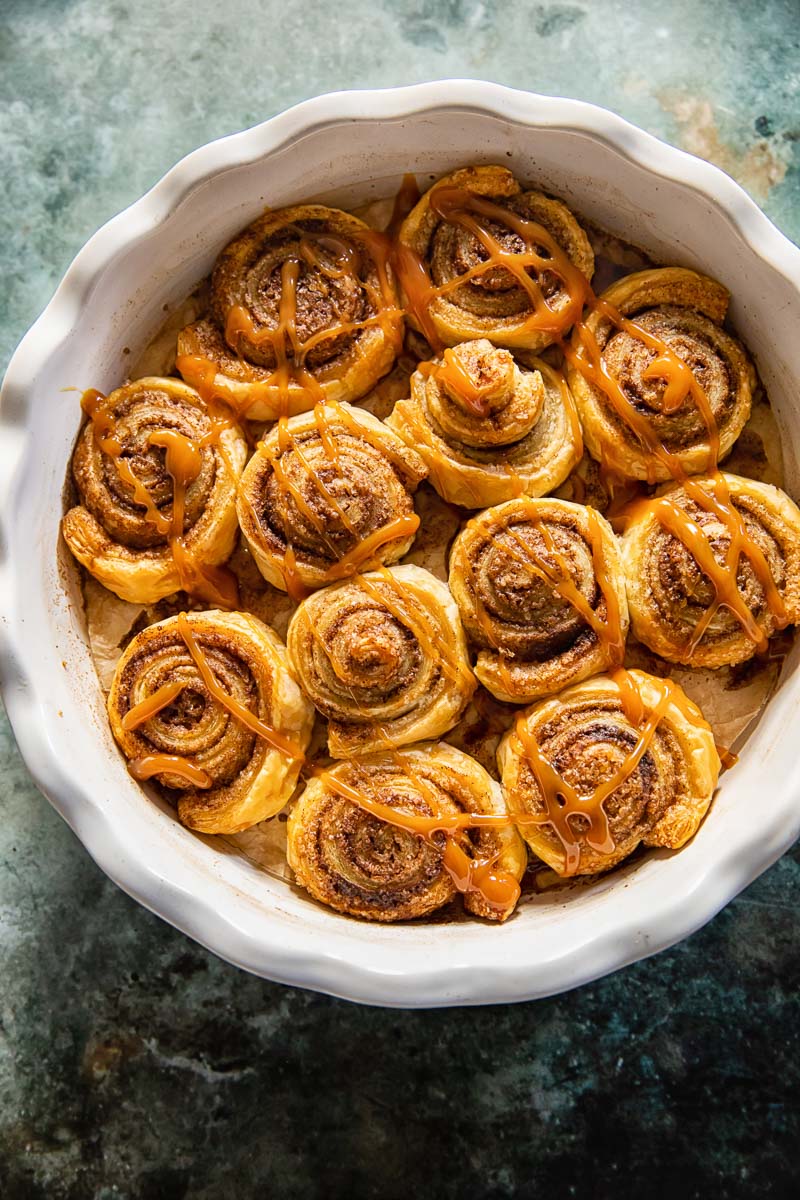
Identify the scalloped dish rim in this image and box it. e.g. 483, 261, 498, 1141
2, 80, 800, 1007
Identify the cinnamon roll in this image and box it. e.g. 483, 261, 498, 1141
498, 669, 720, 876
387, 341, 582, 507
449, 498, 628, 702
176, 205, 403, 420
621, 472, 800, 667
566, 268, 755, 481
108, 610, 314, 834
287, 743, 527, 922
286, 564, 476, 756
237, 402, 427, 594
395, 164, 594, 352
62, 378, 247, 605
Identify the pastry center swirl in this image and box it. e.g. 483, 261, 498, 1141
216, 223, 370, 369
432, 197, 561, 309
124, 639, 258, 781
327, 610, 415, 690
602, 307, 733, 446
475, 521, 597, 653
651, 502, 785, 632
330, 787, 444, 896
93, 391, 216, 549
532, 703, 675, 840
260, 433, 414, 561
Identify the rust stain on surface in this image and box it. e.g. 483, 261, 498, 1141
658, 93, 788, 202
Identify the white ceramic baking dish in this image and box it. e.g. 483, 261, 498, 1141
2, 81, 800, 1007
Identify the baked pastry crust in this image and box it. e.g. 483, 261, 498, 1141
287, 742, 527, 922
566, 267, 754, 481
621, 472, 800, 667
286, 564, 476, 756
107, 609, 314, 834
449, 497, 629, 702
237, 402, 427, 593
498, 669, 721, 876
63, 377, 248, 605
387, 343, 582, 507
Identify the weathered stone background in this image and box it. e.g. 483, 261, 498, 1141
1, 1, 799, 1196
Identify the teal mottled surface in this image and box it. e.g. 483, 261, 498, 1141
1, 1, 799, 1196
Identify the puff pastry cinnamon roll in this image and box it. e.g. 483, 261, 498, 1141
287, 743, 527, 922
237, 402, 427, 594
177, 205, 404, 420
449, 498, 628, 702
286, 564, 475, 756
566, 268, 755, 481
62, 378, 247, 605
108, 610, 314, 834
498, 669, 720, 876
395, 164, 594, 352
387, 342, 582, 507
621, 472, 800, 667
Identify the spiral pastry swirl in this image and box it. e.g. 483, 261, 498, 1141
388, 341, 582, 507
287, 743, 527, 922
498, 670, 720, 876
62, 377, 247, 605
237, 402, 427, 593
397, 164, 594, 352
286, 564, 476, 756
108, 610, 314, 834
449, 498, 629, 702
621, 473, 800, 667
566, 268, 755, 481
176, 205, 403, 420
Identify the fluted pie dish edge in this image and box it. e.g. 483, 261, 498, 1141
3, 81, 800, 1006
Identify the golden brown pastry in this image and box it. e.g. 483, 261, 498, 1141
449, 497, 629, 702
498, 669, 720, 876
62, 378, 247, 605
237, 402, 427, 594
621, 472, 800, 667
395, 164, 594, 352
566, 267, 754, 481
286, 564, 475, 756
176, 205, 403, 420
287, 743, 527, 922
108, 609, 314, 834
387, 341, 582, 507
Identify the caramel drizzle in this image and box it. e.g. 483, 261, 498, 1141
391, 183, 786, 656
352, 565, 474, 692
322, 764, 521, 913
129, 754, 213, 788
174, 613, 306, 758
177, 224, 402, 421
385, 172, 422, 241
422, 347, 499, 417
122, 680, 185, 731
465, 503, 626, 679
125, 613, 306, 790
253, 400, 421, 600
514, 671, 690, 875
81, 388, 239, 608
